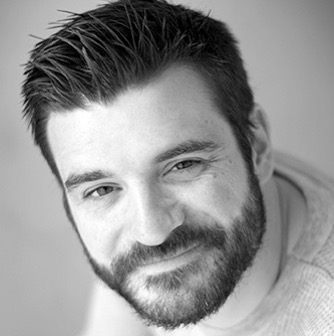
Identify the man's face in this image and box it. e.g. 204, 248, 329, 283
47, 66, 265, 329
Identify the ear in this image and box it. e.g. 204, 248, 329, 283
250, 105, 273, 185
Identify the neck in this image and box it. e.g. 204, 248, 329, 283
199, 177, 285, 332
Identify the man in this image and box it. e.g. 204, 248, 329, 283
21, 0, 334, 335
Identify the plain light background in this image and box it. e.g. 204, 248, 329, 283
1, 1, 333, 335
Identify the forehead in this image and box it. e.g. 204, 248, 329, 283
47, 66, 235, 179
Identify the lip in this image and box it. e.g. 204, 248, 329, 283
139, 245, 201, 275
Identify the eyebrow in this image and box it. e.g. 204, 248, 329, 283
155, 140, 220, 163
64, 140, 220, 192
65, 169, 113, 192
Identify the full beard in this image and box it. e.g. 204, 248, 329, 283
65, 167, 266, 330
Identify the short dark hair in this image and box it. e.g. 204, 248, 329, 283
22, 0, 255, 178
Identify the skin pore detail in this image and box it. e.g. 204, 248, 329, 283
61, 137, 237, 225
47, 66, 273, 330
64, 139, 227, 198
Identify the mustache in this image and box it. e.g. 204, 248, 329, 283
110, 222, 227, 276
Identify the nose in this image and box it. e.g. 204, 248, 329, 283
128, 182, 183, 246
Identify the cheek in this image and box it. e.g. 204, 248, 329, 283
70, 203, 125, 265
182, 167, 249, 225
191, 183, 244, 224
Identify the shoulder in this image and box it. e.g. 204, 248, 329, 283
273, 151, 334, 277
272, 259, 334, 335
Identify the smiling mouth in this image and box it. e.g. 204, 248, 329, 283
139, 245, 201, 275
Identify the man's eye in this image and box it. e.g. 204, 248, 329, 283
167, 160, 208, 179
86, 186, 116, 198
173, 160, 200, 171
166, 159, 209, 182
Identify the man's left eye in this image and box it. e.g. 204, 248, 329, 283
166, 159, 208, 180
165, 159, 208, 182
172, 160, 201, 171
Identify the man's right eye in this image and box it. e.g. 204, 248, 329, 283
85, 185, 118, 199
